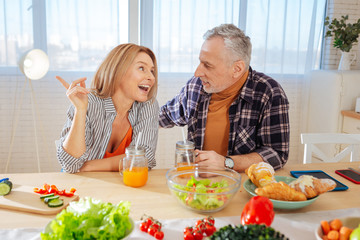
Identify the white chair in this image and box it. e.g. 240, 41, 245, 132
301, 133, 360, 164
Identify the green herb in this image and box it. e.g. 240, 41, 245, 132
41, 197, 132, 240
324, 15, 360, 52
210, 224, 289, 240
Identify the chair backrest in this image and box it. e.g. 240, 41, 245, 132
301, 133, 360, 164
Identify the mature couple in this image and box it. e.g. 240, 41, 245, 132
56, 24, 290, 174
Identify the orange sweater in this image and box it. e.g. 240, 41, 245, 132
203, 71, 249, 155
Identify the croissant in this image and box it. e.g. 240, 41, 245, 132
255, 181, 307, 201
289, 175, 336, 199
245, 162, 276, 188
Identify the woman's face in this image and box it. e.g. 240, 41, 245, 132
117, 52, 155, 102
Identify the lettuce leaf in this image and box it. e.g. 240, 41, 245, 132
41, 197, 132, 240
173, 176, 229, 210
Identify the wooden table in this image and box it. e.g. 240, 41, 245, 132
1, 162, 359, 229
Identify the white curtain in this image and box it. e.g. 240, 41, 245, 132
151, 0, 326, 74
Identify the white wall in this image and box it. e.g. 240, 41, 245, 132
322, 0, 360, 70
1, 0, 360, 173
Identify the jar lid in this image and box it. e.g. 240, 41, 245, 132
125, 146, 145, 155
176, 140, 195, 150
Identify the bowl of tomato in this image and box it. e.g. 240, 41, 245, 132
166, 166, 242, 213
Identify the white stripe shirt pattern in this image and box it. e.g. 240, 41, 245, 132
57, 93, 159, 173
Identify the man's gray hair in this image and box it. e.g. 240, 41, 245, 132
203, 24, 252, 68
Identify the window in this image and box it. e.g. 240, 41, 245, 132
46, 0, 128, 71
149, 0, 327, 74
1, 0, 128, 72
0, 0, 326, 74
0, 0, 33, 67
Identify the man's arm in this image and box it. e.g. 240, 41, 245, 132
195, 150, 262, 172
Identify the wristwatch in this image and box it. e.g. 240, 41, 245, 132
224, 156, 234, 169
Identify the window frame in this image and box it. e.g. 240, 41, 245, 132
0, 0, 140, 76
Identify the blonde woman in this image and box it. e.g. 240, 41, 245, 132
56, 44, 159, 173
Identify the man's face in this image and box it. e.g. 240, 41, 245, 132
195, 37, 236, 93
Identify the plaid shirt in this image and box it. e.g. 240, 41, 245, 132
159, 67, 290, 170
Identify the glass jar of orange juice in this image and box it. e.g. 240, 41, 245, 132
175, 140, 195, 171
122, 146, 148, 187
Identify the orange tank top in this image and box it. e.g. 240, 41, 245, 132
104, 126, 133, 158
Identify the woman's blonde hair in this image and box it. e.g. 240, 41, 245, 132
91, 43, 158, 101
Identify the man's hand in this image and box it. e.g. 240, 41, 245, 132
195, 149, 225, 169
195, 150, 263, 172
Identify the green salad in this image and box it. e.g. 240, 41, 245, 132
173, 176, 230, 211
41, 197, 132, 240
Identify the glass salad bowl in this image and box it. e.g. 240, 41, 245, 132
166, 166, 242, 213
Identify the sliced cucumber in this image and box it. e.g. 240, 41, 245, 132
0, 180, 12, 196
44, 195, 59, 203
40, 193, 55, 200
48, 198, 64, 208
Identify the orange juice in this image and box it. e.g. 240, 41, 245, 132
176, 163, 195, 178
176, 164, 195, 171
123, 166, 148, 187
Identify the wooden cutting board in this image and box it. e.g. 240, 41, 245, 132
0, 184, 79, 215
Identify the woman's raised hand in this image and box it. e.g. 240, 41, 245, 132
56, 76, 90, 112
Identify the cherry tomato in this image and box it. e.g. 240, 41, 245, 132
195, 219, 204, 227
152, 222, 161, 231
204, 223, 216, 236
192, 230, 203, 240
184, 232, 195, 240
148, 225, 157, 236
154, 231, 164, 240
184, 226, 193, 234
145, 217, 153, 226
139, 222, 149, 232
205, 216, 215, 225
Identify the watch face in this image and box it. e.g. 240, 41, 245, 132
225, 157, 234, 169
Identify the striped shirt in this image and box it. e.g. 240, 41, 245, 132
159, 67, 290, 170
57, 93, 159, 173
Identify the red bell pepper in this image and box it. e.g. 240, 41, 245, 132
33, 187, 47, 194
33, 183, 76, 197
240, 196, 274, 226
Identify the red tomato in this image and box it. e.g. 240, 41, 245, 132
204, 223, 216, 236
145, 217, 153, 226
192, 230, 203, 240
205, 216, 215, 225
148, 225, 157, 236
152, 222, 160, 231
154, 231, 164, 240
184, 232, 195, 240
139, 222, 149, 232
195, 220, 203, 227
184, 226, 193, 234
195, 222, 206, 233
240, 196, 274, 226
